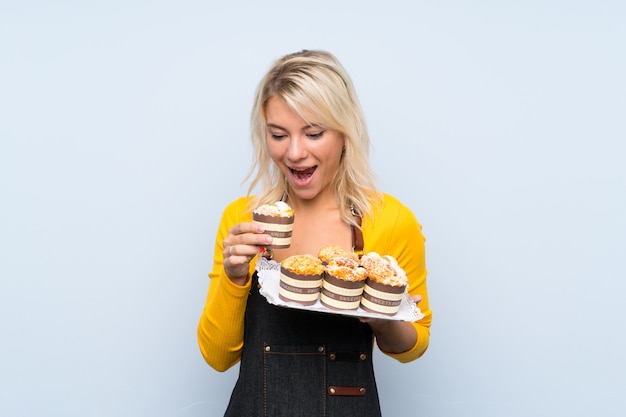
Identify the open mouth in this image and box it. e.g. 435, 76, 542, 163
289, 166, 316, 183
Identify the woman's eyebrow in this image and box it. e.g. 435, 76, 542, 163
266, 123, 321, 130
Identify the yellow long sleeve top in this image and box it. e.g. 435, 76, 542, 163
197, 193, 432, 372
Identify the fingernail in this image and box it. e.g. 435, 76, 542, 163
256, 225, 265, 232
265, 236, 273, 244
259, 247, 265, 253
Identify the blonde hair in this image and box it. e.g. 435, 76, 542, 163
245, 50, 380, 226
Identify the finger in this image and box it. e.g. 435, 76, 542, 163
229, 232, 272, 248
411, 294, 422, 305
227, 244, 258, 262
229, 222, 266, 237
223, 246, 255, 279
225, 225, 272, 252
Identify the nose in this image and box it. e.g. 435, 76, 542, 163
287, 135, 307, 161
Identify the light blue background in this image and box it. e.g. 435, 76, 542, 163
1, 1, 625, 416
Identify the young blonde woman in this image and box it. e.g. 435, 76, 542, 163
198, 50, 432, 417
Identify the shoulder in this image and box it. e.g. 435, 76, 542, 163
377, 193, 403, 210
371, 193, 419, 224
362, 193, 425, 256
220, 196, 255, 222
224, 196, 252, 211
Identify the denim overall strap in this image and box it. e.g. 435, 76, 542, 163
223, 272, 382, 417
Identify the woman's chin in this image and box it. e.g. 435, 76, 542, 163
289, 188, 316, 201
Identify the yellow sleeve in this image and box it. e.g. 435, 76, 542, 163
363, 193, 432, 363
197, 197, 257, 371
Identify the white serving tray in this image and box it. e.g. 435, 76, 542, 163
256, 257, 424, 322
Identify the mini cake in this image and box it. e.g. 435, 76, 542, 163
360, 252, 408, 315
279, 254, 324, 305
318, 245, 359, 265
320, 257, 367, 310
252, 201, 295, 249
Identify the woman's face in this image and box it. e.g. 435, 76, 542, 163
265, 96, 345, 204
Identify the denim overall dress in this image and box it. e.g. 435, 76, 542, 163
223, 217, 383, 417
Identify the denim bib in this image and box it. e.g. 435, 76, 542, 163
223, 271, 382, 417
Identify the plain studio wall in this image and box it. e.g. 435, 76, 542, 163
1, 1, 624, 416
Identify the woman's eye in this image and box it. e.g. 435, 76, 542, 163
270, 132, 286, 139
307, 131, 325, 139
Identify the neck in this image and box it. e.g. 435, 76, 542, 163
287, 192, 339, 214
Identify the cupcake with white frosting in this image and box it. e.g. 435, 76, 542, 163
360, 252, 408, 315
253, 201, 294, 249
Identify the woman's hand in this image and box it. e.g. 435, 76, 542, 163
359, 294, 422, 354
222, 222, 273, 285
